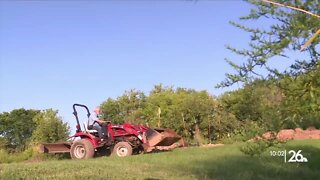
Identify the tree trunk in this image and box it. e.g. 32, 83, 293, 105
208, 120, 211, 144
194, 123, 203, 146
181, 113, 188, 138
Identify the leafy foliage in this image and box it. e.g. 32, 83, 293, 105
101, 84, 242, 144
278, 64, 320, 129
0, 108, 70, 162
218, 0, 320, 87
101, 89, 146, 124
240, 139, 282, 157
101, 84, 245, 144
30, 109, 70, 144
217, 0, 320, 146
0, 109, 40, 151
0, 148, 36, 164
219, 80, 283, 131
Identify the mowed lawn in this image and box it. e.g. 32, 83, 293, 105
0, 140, 319, 180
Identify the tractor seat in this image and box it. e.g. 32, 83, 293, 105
83, 122, 98, 133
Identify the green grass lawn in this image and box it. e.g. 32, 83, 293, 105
0, 140, 319, 180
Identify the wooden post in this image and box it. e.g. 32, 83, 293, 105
157, 107, 161, 128
181, 113, 188, 138
208, 117, 211, 144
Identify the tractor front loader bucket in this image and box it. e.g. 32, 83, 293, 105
39, 142, 71, 154
145, 128, 181, 151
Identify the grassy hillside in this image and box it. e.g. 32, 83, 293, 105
0, 140, 319, 180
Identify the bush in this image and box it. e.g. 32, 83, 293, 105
240, 139, 283, 157
218, 121, 266, 144
31, 109, 70, 144
0, 138, 8, 150
0, 148, 36, 163
0, 145, 72, 164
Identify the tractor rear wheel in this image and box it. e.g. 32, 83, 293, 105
70, 139, 95, 159
112, 142, 133, 157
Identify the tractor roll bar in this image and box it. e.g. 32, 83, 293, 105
72, 104, 91, 132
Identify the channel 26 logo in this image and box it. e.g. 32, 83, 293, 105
270, 150, 308, 163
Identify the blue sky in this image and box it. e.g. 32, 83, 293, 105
0, 1, 292, 130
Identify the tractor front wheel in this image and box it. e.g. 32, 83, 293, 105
70, 139, 95, 159
112, 142, 133, 157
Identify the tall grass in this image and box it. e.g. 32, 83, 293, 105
0, 148, 36, 163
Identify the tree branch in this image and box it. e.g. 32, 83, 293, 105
261, 0, 320, 18
261, 0, 320, 51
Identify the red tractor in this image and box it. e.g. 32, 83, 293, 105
40, 104, 181, 159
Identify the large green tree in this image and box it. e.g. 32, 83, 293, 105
218, 0, 319, 129
278, 65, 320, 128
219, 0, 319, 87
220, 80, 283, 130
0, 109, 40, 151
101, 89, 146, 124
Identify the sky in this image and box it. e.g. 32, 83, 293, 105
0, 0, 293, 131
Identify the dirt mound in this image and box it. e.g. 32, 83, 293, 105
276, 129, 295, 140
257, 127, 320, 141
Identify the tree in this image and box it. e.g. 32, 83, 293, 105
176, 90, 216, 145
278, 65, 320, 129
30, 109, 70, 144
143, 85, 176, 128
100, 85, 230, 143
100, 98, 122, 123
219, 80, 284, 131
101, 89, 146, 124
218, 0, 319, 130
0, 109, 40, 150
218, 0, 319, 87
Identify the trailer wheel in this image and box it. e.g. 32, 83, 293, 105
113, 142, 132, 157
70, 139, 95, 159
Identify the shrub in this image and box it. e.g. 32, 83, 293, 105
240, 139, 283, 157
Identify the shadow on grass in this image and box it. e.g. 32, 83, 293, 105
285, 144, 320, 171
179, 144, 320, 180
